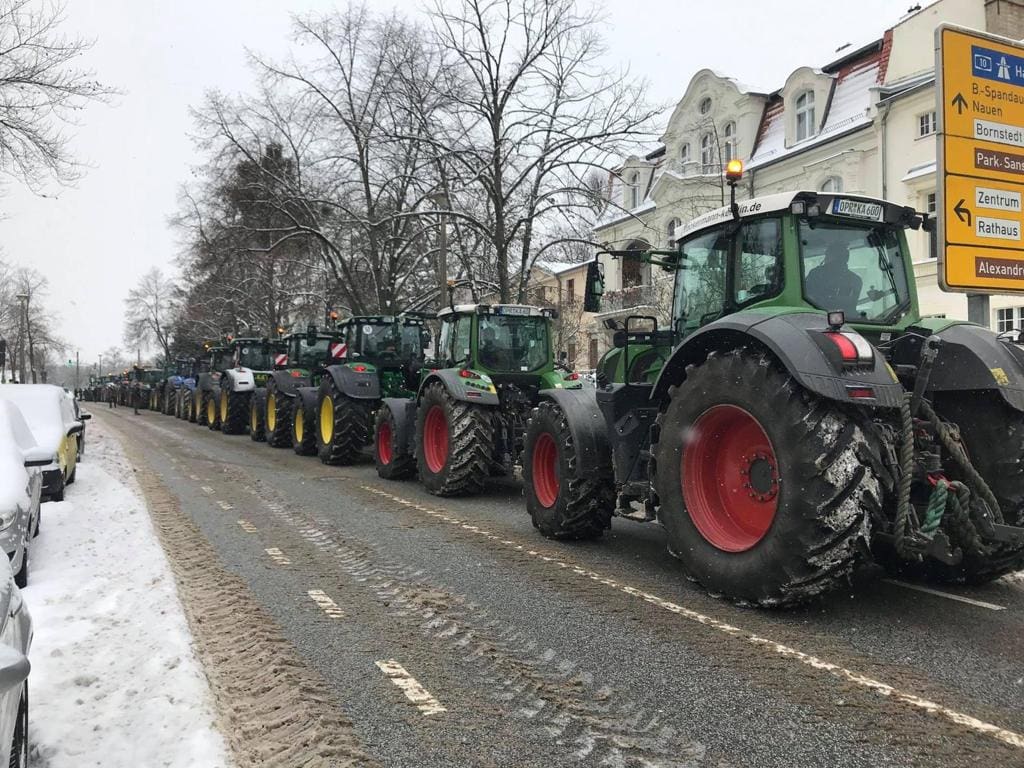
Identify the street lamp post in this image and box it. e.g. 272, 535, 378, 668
428, 191, 449, 311
15, 293, 28, 384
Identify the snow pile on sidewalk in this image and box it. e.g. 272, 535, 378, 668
24, 417, 229, 768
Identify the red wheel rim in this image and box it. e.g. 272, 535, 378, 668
378, 420, 394, 465
423, 406, 448, 474
532, 432, 560, 508
682, 404, 779, 552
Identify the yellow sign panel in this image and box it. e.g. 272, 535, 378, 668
938, 25, 1024, 293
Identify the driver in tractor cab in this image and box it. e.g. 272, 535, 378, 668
804, 241, 862, 315
479, 325, 501, 369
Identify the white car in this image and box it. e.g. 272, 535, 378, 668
0, 402, 47, 588
0, 546, 32, 767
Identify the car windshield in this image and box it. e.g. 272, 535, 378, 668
357, 323, 422, 358
237, 344, 272, 370
799, 220, 911, 323
478, 315, 549, 372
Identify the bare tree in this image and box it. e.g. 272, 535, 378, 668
0, 0, 115, 190
123, 267, 177, 363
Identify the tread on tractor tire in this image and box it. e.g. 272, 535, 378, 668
292, 399, 317, 456
196, 390, 208, 426
206, 389, 222, 431
415, 381, 493, 497
523, 400, 615, 540
653, 349, 878, 607
221, 389, 250, 435
914, 391, 1024, 584
374, 402, 415, 480
183, 390, 195, 422
316, 379, 371, 466
164, 388, 177, 416
265, 386, 293, 448
250, 390, 267, 442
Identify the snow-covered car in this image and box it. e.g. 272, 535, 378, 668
65, 390, 89, 459
0, 384, 88, 502
0, 548, 32, 767
0, 403, 45, 589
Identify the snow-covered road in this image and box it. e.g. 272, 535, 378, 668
24, 417, 228, 767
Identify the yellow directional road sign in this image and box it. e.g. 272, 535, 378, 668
937, 25, 1024, 293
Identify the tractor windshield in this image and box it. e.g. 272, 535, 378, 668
214, 351, 233, 371
358, 323, 421, 359
799, 221, 911, 323
478, 316, 549, 372
237, 344, 272, 370
298, 337, 331, 368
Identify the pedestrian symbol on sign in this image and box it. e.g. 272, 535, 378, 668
998, 55, 1011, 80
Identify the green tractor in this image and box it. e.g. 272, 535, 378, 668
206, 337, 282, 435
289, 315, 430, 463
193, 345, 233, 427
257, 326, 340, 446
520, 171, 1024, 606
374, 304, 580, 494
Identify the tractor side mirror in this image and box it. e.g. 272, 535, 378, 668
306, 324, 318, 347
583, 260, 604, 313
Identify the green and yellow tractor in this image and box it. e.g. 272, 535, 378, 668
374, 304, 580, 494
520, 167, 1024, 606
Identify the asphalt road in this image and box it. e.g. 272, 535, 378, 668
96, 404, 1024, 768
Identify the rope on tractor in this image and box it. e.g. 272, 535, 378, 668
894, 394, 915, 556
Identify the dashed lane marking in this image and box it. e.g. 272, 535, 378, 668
883, 578, 1006, 611
375, 659, 447, 716
362, 485, 1024, 750
265, 547, 291, 566
237, 520, 258, 533
216, 500, 234, 511
200, 486, 215, 495
308, 589, 345, 619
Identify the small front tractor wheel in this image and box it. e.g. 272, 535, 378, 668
220, 389, 249, 435
523, 401, 615, 540
375, 402, 415, 480
653, 349, 878, 607
265, 388, 292, 448
292, 398, 317, 456
316, 379, 371, 465
250, 390, 267, 442
415, 381, 493, 496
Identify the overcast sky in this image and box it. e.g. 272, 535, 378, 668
0, 0, 920, 363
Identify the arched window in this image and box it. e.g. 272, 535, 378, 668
667, 217, 682, 246
796, 90, 816, 141
679, 142, 690, 169
627, 170, 640, 208
699, 97, 712, 115
700, 133, 716, 174
723, 121, 736, 163
820, 175, 843, 193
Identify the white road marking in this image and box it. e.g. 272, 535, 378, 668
188, 474, 200, 481
216, 500, 234, 511
237, 520, 258, 533
265, 547, 291, 566
308, 589, 345, 618
200, 486, 215, 495
375, 659, 447, 715
362, 485, 1024, 750
883, 579, 1006, 611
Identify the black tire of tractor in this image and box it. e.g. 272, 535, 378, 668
316, 380, 371, 466
374, 402, 416, 480
652, 349, 879, 607
164, 388, 177, 416
221, 390, 250, 435
523, 400, 615, 540
265, 386, 292, 448
250, 390, 267, 442
206, 389, 222, 431
415, 381, 493, 497
292, 400, 317, 456
196, 390, 208, 426
919, 392, 1024, 584
183, 390, 195, 422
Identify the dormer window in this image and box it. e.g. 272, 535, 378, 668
700, 133, 716, 174
628, 170, 640, 208
795, 90, 816, 141
699, 97, 712, 115
723, 121, 736, 163
667, 217, 682, 247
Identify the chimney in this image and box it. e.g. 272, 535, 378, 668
986, 0, 1024, 38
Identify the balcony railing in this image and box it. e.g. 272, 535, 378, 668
599, 283, 661, 314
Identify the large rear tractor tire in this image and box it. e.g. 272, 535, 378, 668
523, 401, 615, 540
196, 390, 208, 426
184, 390, 196, 423
220, 389, 249, 435
206, 388, 222, 431
316, 379, 371, 465
164, 388, 177, 416
415, 381, 493, 497
292, 399, 317, 456
653, 349, 878, 607
923, 392, 1024, 584
374, 402, 415, 480
265, 387, 292, 448
250, 390, 267, 442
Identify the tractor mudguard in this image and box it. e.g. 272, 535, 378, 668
222, 368, 256, 393
652, 311, 905, 408
419, 370, 500, 406
539, 388, 612, 480
268, 370, 309, 398
904, 323, 1024, 411
325, 364, 381, 400
381, 397, 418, 457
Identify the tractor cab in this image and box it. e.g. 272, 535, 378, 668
335, 315, 431, 395
283, 326, 343, 376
